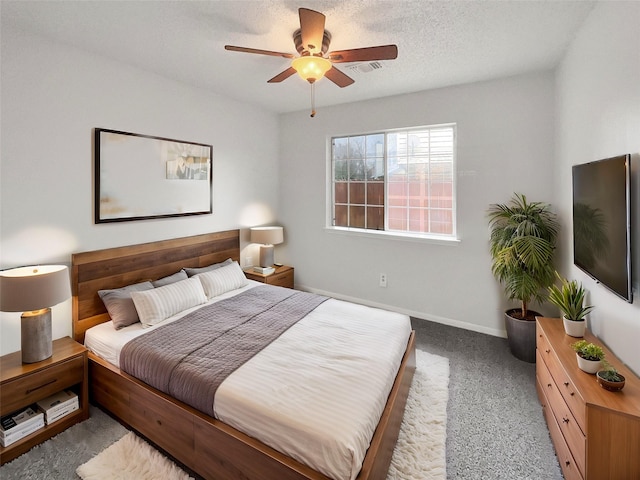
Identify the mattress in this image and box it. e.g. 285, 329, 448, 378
84, 281, 412, 480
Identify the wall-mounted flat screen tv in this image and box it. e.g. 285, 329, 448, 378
572, 154, 632, 303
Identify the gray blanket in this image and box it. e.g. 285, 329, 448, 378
120, 285, 328, 416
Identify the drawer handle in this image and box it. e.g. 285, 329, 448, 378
26, 378, 57, 394
565, 461, 571, 467
570, 392, 575, 396
562, 417, 570, 424
564, 382, 569, 387
547, 383, 552, 388
545, 349, 550, 354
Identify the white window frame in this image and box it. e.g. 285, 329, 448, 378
326, 123, 458, 243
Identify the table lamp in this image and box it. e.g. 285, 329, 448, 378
0, 265, 71, 363
250, 226, 284, 268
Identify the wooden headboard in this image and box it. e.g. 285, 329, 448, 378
71, 229, 240, 343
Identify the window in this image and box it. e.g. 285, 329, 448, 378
331, 124, 456, 238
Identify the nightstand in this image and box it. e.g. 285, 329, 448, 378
0, 336, 89, 465
244, 265, 294, 289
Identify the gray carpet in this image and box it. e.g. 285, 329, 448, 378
1, 318, 563, 479
0, 406, 127, 479
411, 319, 562, 479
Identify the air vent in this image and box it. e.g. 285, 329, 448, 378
346, 62, 383, 73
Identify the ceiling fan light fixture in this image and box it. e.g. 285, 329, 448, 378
291, 56, 332, 83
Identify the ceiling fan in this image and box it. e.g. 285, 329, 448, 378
225, 7, 398, 116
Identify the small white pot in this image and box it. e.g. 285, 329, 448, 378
576, 354, 601, 374
563, 317, 586, 338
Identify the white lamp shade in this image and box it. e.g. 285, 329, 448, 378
250, 226, 284, 246
0, 265, 71, 312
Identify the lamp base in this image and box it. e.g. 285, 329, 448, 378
21, 308, 52, 364
258, 244, 275, 268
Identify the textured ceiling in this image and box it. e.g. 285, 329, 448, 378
2, 0, 596, 114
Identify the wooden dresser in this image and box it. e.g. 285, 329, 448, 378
536, 317, 640, 480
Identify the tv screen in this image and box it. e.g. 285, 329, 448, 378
572, 154, 632, 302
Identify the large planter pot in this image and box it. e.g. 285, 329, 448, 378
563, 317, 586, 338
504, 309, 540, 363
576, 354, 601, 374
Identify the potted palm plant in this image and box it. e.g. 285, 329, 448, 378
488, 193, 559, 363
547, 272, 594, 337
571, 340, 605, 374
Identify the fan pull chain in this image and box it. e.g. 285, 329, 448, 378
310, 82, 316, 118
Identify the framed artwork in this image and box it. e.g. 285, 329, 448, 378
95, 128, 213, 223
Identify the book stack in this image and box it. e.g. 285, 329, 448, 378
0, 405, 45, 447
36, 390, 79, 425
253, 266, 275, 275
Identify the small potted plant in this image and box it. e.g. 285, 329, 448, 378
547, 272, 594, 337
596, 360, 626, 392
571, 340, 605, 374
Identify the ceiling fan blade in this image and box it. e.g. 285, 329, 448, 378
324, 66, 355, 88
328, 45, 398, 63
267, 67, 297, 83
225, 45, 294, 59
299, 8, 325, 54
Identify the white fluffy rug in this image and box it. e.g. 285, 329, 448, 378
76, 432, 194, 480
77, 349, 449, 480
387, 349, 450, 480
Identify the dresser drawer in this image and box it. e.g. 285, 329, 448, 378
0, 356, 84, 415
536, 326, 553, 357
537, 350, 586, 476
537, 377, 584, 480
537, 328, 586, 432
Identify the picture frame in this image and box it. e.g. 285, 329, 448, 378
94, 128, 213, 223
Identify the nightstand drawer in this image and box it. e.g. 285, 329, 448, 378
244, 265, 294, 289
268, 269, 293, 288
1, 356, 84, 415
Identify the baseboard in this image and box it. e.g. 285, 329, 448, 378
297, 283, 507, 339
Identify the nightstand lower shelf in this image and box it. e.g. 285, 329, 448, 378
0, 337, 89, 465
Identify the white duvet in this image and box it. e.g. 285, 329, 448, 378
85, 281, 412, 480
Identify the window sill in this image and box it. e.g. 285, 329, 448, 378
324, 226, 461, 245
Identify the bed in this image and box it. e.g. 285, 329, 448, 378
72, 230, 416, 480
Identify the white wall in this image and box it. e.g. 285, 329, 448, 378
0, 26, 280, 355
278, 72, 556, 337
4, 4, 637, 374
555, 1, 640, 374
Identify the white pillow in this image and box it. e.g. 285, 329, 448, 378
131, 277, 207, 328
196, 261, 248, 299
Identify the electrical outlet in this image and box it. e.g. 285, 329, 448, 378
379, 273, 387, 288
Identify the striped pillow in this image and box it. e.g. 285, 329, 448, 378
131, 277, 207, 328
196, 261, 248, 299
